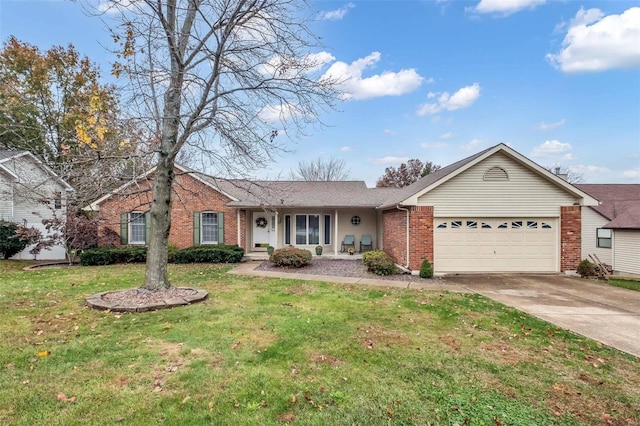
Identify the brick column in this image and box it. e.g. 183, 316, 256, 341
560, 206, 581, 272
408, 206, 434, 271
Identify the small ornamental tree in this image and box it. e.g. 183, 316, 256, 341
419, 259, 433, 278
35, 205, 99, 264
0, 220, 41, 259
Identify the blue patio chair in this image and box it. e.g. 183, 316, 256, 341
341, 235, 356, 253
360, 235, 373, 252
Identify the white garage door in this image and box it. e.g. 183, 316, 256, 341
434, 218, 558, 273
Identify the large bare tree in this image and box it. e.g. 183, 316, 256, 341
103, 0, 338, 290
291, 156, 350, 181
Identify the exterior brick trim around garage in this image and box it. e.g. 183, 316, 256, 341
382, 206, 434, 271
561, 205, 581, 272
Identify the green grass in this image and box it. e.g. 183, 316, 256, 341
1, 261, 638, 425
607, 278, 640, 291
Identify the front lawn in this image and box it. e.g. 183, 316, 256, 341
607, 278, 640, 292
1, 261, 638, 425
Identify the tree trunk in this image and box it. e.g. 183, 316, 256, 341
142, 158, 174, 291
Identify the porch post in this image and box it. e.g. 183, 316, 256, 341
274, 211, 279, 249
334, 209, 339, 255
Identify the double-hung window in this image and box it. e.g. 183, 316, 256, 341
129, 212, 146, 244
201, 212, 218, 244
596, 228, 612, 248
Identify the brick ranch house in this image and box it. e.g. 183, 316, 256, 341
86, 144, 599, 274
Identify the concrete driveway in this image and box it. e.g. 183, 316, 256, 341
444, 274, 640, 358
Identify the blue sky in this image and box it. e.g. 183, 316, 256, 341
1, 0, 639, 185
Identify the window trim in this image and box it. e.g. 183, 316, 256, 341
324, 214, 331, 245
596, 228, 612, 249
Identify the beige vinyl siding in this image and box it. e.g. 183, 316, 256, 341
420, 152, 578, 217
581, 207, 612, 265
612, 230, 640, 276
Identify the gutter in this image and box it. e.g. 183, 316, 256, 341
396, 204, 410, 269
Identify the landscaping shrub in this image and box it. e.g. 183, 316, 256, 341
110, 247, 147, 264
419, 259, 433, 278
79, 248, 114, 266
269, 247, 312, 268
173, 245, 244, 264
577, 259, 596, 278
361, 250, 396, 276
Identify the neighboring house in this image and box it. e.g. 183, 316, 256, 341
575, 184, 640, 276
0, 150, 74, 260
87, 144, 599, 274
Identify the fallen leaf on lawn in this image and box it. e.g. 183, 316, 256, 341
6, 363, 15, 369
181, 396, 191, 404
57, 393, 76, 403
208, 401, 214, 411
602, 413, 613, 424
37, 351, 51, 357
291, 394, 297, 405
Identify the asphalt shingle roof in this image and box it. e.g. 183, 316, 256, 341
194, 174, 396, 207
0, 149, 28, 162
576, 184, 640, 229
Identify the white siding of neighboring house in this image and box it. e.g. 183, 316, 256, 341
612, 230, 640, 276
419, 152, 579, 217
581, 207, 612, 265
2, 154, 69, 260
0, 172, 13, 219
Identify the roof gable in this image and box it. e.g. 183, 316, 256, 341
379, 143, 598, 209
0, 150, 73, 191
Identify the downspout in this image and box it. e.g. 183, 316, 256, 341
396, 205, 410, 269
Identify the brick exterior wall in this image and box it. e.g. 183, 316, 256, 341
408, 206, 434, 271
382, 206, 434, 271
383, 209, 408, 266
96, 171, 242, 249
560, 205, 581, 272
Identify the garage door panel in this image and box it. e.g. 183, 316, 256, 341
434, 218, 557, 273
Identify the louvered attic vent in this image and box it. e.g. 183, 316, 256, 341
483, 167, 508, 181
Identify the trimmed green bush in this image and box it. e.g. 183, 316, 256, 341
79, 248, 114, 266
577, 259, 596, 278
110, 247, 147, 264
361, 250, 396, 276
173, 245, 244, 264
269, 247, 312, 268
419, 259, 433, 278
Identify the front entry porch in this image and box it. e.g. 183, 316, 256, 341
244, 207, 380, 256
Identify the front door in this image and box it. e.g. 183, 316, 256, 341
252, 212, 276, 251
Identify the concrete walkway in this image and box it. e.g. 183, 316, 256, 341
230, 263, 639, 358
229, 261, 468, 292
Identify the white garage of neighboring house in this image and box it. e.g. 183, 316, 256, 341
0, 150, 74, 260
380, 144, 599, 274
576, 184, 640, 277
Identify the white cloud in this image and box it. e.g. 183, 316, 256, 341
321, 52, 424, 100
472, 0, 545, 16
371, 156, 409, 165
417, 83, 481, 116
461, 139, 484, 151
547, 7, 640, 73
421, 142, 449, 149
340, 146, 352, 152
530, 140, 572, 158
623, 168, 640, 179
569, 164, 610, 174
318, 3, 355, 21
563, 153, 575, 161
539, 119, 566, 131
440, 132, 456, 139
384, 129, 397, 135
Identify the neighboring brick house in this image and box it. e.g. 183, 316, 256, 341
86, 144, 599, 274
